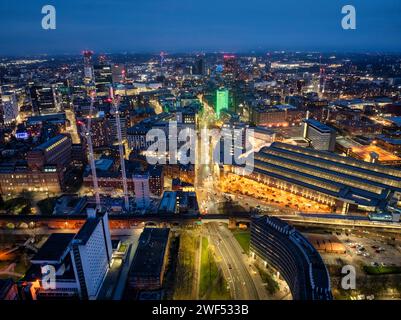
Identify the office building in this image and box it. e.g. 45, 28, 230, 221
303, 119, 336, 151
128, 228, 170, 290
251, 104, 298, 127
0, 163, 62, 195
94, 65, 112, 93
112, 64, 126, 83
27, 134, 72, 170
83, 50, 94, 83
30, 84, 60, 115
223, 54, 238, 76
70, 211, 113, 300
20, 212, 112, 300
133, 173, 150, 209
89, 117, 112, 148
193, 56, 206, 76
216, 88, 229, 118
250, 215, 332, 300
158, 191, 199, 215
148, 165, 164, 196
0, 91, 18, 125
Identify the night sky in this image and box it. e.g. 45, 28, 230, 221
1, 0, 401, 55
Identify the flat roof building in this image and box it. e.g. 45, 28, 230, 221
234, 142, 401, 214
303, 119, 336, 152
128, 228, 170, 291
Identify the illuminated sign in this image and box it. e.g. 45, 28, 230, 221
16, 132, 29, 140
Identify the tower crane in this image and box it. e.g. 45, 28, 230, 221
79, 91, 101, 210
109, 86, 130, 212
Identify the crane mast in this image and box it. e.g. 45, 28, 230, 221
82, 91, 101, 210
109, 86, 130, 212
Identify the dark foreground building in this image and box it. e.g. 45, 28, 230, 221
128, 228, 170, 291
250, 215, 332, 300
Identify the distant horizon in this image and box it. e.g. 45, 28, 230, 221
2, 49, 401, 59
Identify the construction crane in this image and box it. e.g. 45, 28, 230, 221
318, 54, 326, 98
109, 86, 130, 212
78, 91, 101, 210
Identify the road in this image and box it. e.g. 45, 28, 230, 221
204, 222, 266, 300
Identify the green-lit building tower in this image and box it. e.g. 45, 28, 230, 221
216, 88, 229, 118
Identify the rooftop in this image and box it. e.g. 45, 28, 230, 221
304, 119, 335, 133
74, 217, 101, 245
130, 228, 170, 277
350, 145, 401, 163
31, 233, 75, 264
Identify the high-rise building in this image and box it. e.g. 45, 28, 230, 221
303, 119, 336, 151
83, 50, 94, 83
108, 112, 127, 142
133, 174, 150, 209
94, 65, 112, 93
90, 117, 112, 148
19, 211, 112, 300
0, 90, 18, 125
216, 88, 229, 118
148, 165, 164, 196
223, 54, 238, 75
70, 210, 112, 300
193, 56, 206, 75
29, 84, 59, 115
111, 64, 126, 84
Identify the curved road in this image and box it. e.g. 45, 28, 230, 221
205, 222, 263, 300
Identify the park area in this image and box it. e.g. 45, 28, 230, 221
231, 229, 250, 254
199, 237, 231, 300
172, 230, 199, 300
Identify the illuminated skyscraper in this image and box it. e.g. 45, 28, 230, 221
223, 54, 238, 76
83, 50, 94, 83
112, 64, 126, 84
216, 88, 229, 118
0, 90, 18, 125
94, 65, 112, 93
29, 84, 59, 115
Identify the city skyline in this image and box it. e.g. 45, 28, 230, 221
1, 0, 401, 307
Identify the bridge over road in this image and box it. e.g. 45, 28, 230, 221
0, 213, 400, 233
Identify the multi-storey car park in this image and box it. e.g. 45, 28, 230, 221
250, 215, 333, 300
233, 142, 401, 215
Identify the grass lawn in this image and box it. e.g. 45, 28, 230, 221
173, 231, 198, 300
363, 265, 401, 275
255, 265, 279, 295
199, 237, 230, 300
37, 197, 58, 215
231, 230, 250, 254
